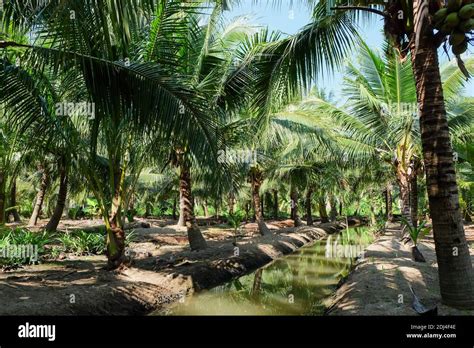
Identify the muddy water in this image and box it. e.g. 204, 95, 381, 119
157, 227, 372, 316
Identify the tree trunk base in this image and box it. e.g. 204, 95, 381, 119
442, 297, 474, 310
105, 258, 126, 270
106, 227, 125, 269
177, 215, 185, 227
257, 220, 270, 236
188, 224, 208, 250
411, 246, 426, 263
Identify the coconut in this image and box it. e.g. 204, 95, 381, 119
459, 4, 474, 19
440, 22, 454, 34
434, 8, 449, 24
448, 0, 463, 12
459, 18, 474, 31
452, 40, 468, 55
445, 12, 461, 28
449, 31, 466, 45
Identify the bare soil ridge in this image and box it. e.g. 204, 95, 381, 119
0, 219, 340, 315
325, 223, 474, 316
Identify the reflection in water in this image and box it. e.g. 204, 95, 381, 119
156, 227, 372, 316
251, 268, 263, 298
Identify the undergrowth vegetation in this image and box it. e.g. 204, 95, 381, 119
0, 227, 136, 267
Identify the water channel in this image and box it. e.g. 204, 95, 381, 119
156, 226, 372, 315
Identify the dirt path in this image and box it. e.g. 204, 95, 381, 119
0, 219, 339, 315
324, 223, 474, 316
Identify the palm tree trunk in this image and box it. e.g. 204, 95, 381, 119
370, 205, 377, 226
265, 192, 272, 218
105, 223, 125, 269
177, 190, 185, 226
409, 9, 474, 308
215, 199, 220, 220
107, 165, 126, 269
109, 167, 123, 226
145, 202, 152, 217
305, 188, 313, 226
318, 196, 329, 223
397, 170, 411, 224
202, 200, 210, 218
329, 195, 338, 222
273, 189, 278, 220
172, 194, 177, 220
9, 178, 21, 222
28, 166, 49, 227
63, 197, 69, 218
228, 192, 235, 215
250, 169, 269, 235
45, 164, 68, 232
179, 159, 207, 250
290, 188, 303, 227
0, 171, 6, 225
410, 172, 418, 229
123, 192, 135, 224
385, 183, 394, 222
244, 201, 250, 223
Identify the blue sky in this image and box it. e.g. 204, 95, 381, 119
227, 1, 473, 99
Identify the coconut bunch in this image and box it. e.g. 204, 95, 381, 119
434, 0, 474, 55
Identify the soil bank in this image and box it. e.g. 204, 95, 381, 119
0, 219, 340, 315
324, 223, 474, 316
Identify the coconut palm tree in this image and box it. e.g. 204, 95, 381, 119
260, 91, 343, 227
142, 4, 261, 246
331, 0, 474, 309
0, 109, 28, 225
249, 0, 474, 302
0, 0, 231, 266
318, 42, 474, 228
456, 140, 474, 221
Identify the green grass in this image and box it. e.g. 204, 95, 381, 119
0, 227, 137, 266
0, 228, 52, 266
55, 229, 136, 256
56, 230, 106, 255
